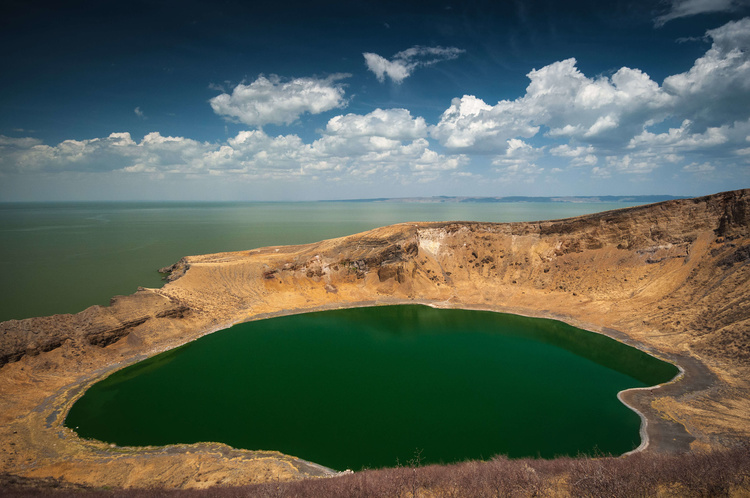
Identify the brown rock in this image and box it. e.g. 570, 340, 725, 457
0, 188, 749, 489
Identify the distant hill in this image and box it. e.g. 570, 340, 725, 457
326, 195, 685, 204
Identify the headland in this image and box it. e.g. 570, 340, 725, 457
0, 189, 748, 489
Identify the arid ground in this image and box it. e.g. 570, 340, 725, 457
1, 189, 748, 492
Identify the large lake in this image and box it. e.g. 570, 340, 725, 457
65, 305, 678, 471
0, 201, 646, 322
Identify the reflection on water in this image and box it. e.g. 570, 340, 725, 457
66, 305, 677, 471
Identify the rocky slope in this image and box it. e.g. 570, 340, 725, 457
0, 189, 748, 489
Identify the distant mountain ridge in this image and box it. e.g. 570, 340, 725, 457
327, 195, 685, 204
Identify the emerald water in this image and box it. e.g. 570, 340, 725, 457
65, 305, 678, 471
0, 201, 645, 323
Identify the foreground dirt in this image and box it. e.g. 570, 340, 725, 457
0, 189, 748, 490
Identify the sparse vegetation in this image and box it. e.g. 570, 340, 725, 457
3, 444, 749, 497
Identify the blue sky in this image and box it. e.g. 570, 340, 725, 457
1, 0, 749, 201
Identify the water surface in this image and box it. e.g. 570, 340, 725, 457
66, 305, 678, 471
0, 201, 644, 322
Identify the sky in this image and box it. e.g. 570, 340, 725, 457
1, 0, 749, 201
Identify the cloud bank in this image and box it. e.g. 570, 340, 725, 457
0, 109, 463, 183
2, 19, 748, 197
430, 18, 750, 180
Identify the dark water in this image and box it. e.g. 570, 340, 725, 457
66, 305, 678, 471
0, 201, 643, 322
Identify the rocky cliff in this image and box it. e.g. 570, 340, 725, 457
0, 189, 748, 489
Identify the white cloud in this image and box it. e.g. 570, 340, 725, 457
134, 107, 145, 118
503, 138, 541, 159
491, 139, 545, 182
662, 18, 750, 127
491, 138, 543, 164
493, 161, 544, 183
526, 61, 672, 141
432, 18, 750, 183
1, 108, 467, 182
434, 58, 671, 152
364, 46, 464, 83
413, 149, 468, 171
209, 74, 350, 127
363, 53, 411, 84
587, 150, 665, 179
323, 108, 428, 140
591, 166, 611, 178
605, 154, 658, 175
309, 132, 463, 174
205, 130, 314, 178
430, 95, 539, 150
0, 132, 215, 175
584, 115, 619, 137
550, 144, 598, 166
628, 119, 732, 150
0, 136, 43, 148
6, 19, 750, 194
682, 162, 716, 172
1, 133, 134, 173
654, 0, 750, 26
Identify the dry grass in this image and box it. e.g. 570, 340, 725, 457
3, 444, 749, 497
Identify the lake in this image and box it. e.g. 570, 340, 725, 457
0, 201, 645, 322
65, 305, 678, 471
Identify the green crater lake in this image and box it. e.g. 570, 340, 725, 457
66, 305, 678, 471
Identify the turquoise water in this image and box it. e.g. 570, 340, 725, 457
65, 305, 678, 471
0, 201, 642, 322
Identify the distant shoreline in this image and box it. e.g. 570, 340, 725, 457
324, 195, 686, 204
0, 195, 686, 206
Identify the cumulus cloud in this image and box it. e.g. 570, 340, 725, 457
303, 108, 464, 174
1, 108, 467, 181
654, 0, 750, 27
363, 46, 464, 83
310, 134, 464, 175
134, 107, 145, 118
413, 149, 467, 171
628, 119, 732, 150
6, 19, 750, 193
433, 58, 672, 152
323, 108, 428, 140
430, 95, 539, 150
491, 139, 545, 182
524, 60, 672, 142
432, 18, 750, 184
209, 74, 350, 127
0, 132, 210, 175
0, 136, 43, 148
662, 18, 750, 128
550, 144, 599, 166
203, 130, 314, 178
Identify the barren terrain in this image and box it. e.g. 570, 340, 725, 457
1, 189, 748, 490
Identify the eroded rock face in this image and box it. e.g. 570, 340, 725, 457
0, 189, 749, 489
0, 291, 189, 367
